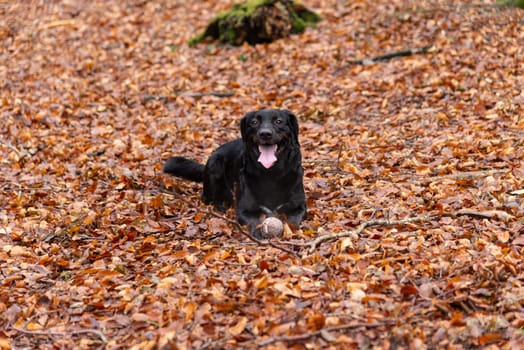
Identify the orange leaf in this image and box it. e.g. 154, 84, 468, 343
228, 317, 248, 336
400, 285, 419, 296
450, 312, 466, 327
26, 322, 43, 331
183, 301, 197, 322
478, 333, 502, 345
254, 275, 269, 289
193, 212, 203, 223
203, 250, 218, 264
0, 338, 11, 350
307, 313, 326, 330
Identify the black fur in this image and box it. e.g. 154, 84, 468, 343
163, 157, 204, 182
163, 109, 306, 237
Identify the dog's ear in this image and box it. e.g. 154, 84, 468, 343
240, 111, 255, 141
283, 110, 299, 143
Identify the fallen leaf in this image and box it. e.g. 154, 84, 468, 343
228, 317, 248, 336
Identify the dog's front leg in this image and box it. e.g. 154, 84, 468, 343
237, 207, 263, 239
236, 174, 264, 238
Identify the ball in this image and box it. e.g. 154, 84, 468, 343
261, 217, 284, 238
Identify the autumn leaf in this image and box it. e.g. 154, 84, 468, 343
478, 333, 503, 346
228, 317, 248, 336
400, 285, 419, 297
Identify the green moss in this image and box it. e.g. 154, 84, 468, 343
213, 0, 271, 24
189, 0, 321, 46
224, 27, 237, 42
289, 3, 321, 33
291, 16, 306, 33
188, 32, 205, 46
295, 6, 322, 23
232, 0, 271, 15
498, 0, 524, 7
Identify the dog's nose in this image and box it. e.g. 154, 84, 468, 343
258, 129, 273, 140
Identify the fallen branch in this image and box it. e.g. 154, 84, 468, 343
346, 44, 435, 65
313, 165, 509, 184
454, 209, 514, 222
178, 91, 235, 98
10, 326, 107, 344
142, 92, 234, 102
304, 215, 435, 253
283, 209, 514, 253
256, 320, 394, 346
38, 19, 78, 31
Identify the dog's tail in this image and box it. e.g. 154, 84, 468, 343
163, 157, 205, 183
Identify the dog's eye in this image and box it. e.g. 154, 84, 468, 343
274, 119, 283, 125
250, 119, 259, 127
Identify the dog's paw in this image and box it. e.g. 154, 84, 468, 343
249, 225, 264, 240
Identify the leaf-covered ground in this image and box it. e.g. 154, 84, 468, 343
1, 0, 523, 348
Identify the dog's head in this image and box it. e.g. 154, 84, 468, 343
240, 109, 299, 169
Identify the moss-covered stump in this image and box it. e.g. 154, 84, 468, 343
189, 0, 321, 46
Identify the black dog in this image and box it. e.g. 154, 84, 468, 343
163, 109, 306, 237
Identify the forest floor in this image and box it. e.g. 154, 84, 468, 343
1, 0, 523, 349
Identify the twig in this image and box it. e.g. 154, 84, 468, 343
314, 166, 510, 180
302, 159, 337, 165
157, 187, 299, 256
178, 91, 234, 98
142, 92, 234, 102
346, 44, 435, 66
256, 320, 394, 346
453, 209, 514, 222
38, 19, 77, 31
360, 168, 512, 185
335, 144, 343, 171
10, 326, 108, 344
0, 139, 30, 158
394, 2, 503, 19
141, 95, 170, 102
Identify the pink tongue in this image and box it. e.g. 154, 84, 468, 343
258, 145, 278, 168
